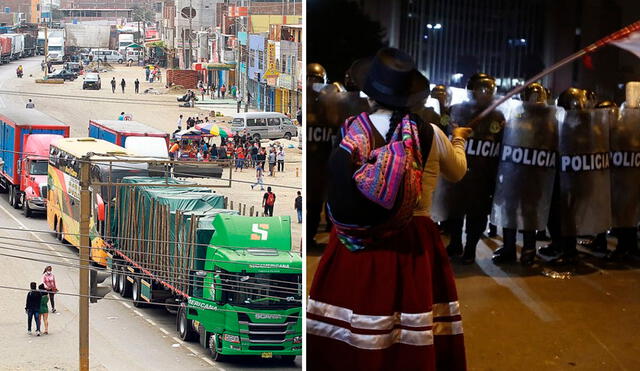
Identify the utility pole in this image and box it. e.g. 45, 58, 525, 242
44, 23, 49, 78
79, 156, 91, 371
188, 0, 193, 68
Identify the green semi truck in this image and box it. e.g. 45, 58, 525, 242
106, 177, 302, 362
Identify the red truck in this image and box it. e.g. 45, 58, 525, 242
0, 109, 70, 216
0, 36, 12, 64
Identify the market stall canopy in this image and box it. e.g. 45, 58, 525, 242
124, 43, 144, 49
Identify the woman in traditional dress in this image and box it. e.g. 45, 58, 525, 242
307, 48, 471, 371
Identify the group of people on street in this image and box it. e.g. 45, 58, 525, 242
144, 65, 161, 83
25, 266, 58, 336
110, 77, 141, 94
196, 80, 237, 101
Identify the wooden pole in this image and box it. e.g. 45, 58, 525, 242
79, 156, 90, 371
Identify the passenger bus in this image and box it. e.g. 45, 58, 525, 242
47, 137, 148, 265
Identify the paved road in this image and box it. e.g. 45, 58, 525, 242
308, 226, 640, 371
0, 59, 301, 370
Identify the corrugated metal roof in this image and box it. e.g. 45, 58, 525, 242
90, 120, 167, 135
0, 108, 66, 127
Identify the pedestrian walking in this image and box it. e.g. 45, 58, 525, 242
38, 284, 49, 334
134, 78, 140, 94
250, 143, 259, 168
118, 112, 125, 120
120, 78, 126, 93
145, 66, 150, 81
221, 84, 227, 99
262, 187, 276, 216
277, 147, 285, 172
42, 266, 58, 313
251, 163, 265, 191
111, 77, 116, 93
25, 282, 42, 336
176, 114, 183, 131
307, 47, 470, 370
268, 148, 277, 176
295, 191, 302, 223
25, 99, 35, 109
235, 147, 245, 172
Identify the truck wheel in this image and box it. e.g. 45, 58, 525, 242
208, 333, 227, 362
12, 188, 21, 209
280, 355, 296, 364
111, 264, 120, 291
7, 186, 13, 205
284, 132, 292, 140
177, 306, 198, 341
23, 201, 32, 218
132, 279, 145, 307
118, 266, 132, 298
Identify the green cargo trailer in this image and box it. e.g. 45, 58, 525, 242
107, 177, 302, 362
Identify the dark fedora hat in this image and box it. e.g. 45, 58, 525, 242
350, 48, 429, 108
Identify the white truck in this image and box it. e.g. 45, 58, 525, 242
117, 33, 134, 54
4, 34, 25, 60
46, 29, 66, 64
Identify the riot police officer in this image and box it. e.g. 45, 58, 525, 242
538, 88, 614, 264
491, 83, 558, 265
432, 73, 505, 264
430, 84, 451, 132
306, 63, 371, 248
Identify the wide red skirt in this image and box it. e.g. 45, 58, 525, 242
307, 216, 466, 371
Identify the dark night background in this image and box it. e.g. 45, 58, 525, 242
307, 0, 640, 103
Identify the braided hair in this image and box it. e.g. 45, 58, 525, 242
386, 108, 411, 142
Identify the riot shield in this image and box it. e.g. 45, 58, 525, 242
610, 107, 640, 228
558, 108, 614, 236
306, 83, 370, 244
431, 101, 505, 221
490, 104, 558, 230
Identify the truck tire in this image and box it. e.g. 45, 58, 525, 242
7, 186, 13, 205
284, 132, 292, 140
12, 188, 21, 209
23, 201, 32, 218
208, 333, 227, 362
118, 266, 132, 298
111, 264, 120, 291
177, 306, 198, 341
132, 278, 145, 307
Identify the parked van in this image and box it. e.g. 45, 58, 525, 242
231, 112, 298, 141
124, 50, 142, 63
90, 49, 123, 64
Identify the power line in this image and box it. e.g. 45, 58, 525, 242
0, 284, 302, 318
0, 249, 302, 302
0, 228, 302, 271
0, 148, 303, 190
0, 241, 301, 295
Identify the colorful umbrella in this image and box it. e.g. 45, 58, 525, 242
195, 122, 220, 136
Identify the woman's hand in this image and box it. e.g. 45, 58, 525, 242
452, 127, 473, 140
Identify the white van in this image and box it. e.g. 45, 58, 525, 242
124, 50, 142, 63
90, 49, 124, 64
231, 112, 298, 141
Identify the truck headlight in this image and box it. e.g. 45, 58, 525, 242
223, 334, 240, 344
293, 336, 302, 344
